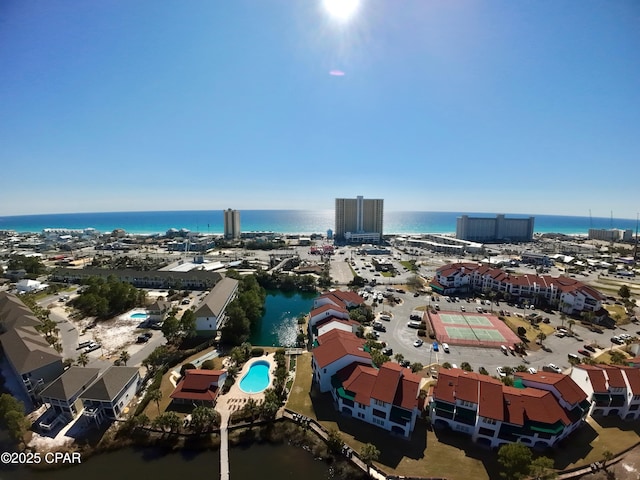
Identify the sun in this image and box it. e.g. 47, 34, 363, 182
323, 0, 361, 21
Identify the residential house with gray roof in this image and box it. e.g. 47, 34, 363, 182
193, 277, 239, 335
81, 366, 140, 425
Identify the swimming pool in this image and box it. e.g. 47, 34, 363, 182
131, 312, 148, 320
239, 360, 271, 394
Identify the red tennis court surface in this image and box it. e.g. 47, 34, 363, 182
427, 310, 521, 348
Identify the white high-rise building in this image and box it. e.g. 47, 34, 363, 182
223, 209, 241, 240
335, 196, 384, 243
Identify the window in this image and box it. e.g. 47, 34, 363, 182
482, 417, 496, 425
478, 427, 495, 437
372, 417, 385, 426
374, 399, 386, 407
459, 400, 475, 408
372, 409, 386, 419
357, 412, 365, 419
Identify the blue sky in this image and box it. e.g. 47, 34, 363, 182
1, 0, 639, 218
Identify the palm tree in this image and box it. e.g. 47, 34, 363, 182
567, 319, 576, 334
394, 353, 405, 364
76, 352, 89, 367
119, 350, 131, 366
537, 332, 547, 347
602, 450, 614, 472
242, 399, 260, 426
360, 443, 380, 471
148, 389, 162, 414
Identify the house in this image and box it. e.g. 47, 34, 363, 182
331, 362, 425, 438
193, 277, 239, 335
170, 369, 227, 407
429, 369, 590, 449
16, 279, 46, 293
570, 364, 640, 420
0, 293, 64, 401
39, 367, 100, 429
147, 299, 170, 322
81, 366, 140, 425
312, 330, 372, 393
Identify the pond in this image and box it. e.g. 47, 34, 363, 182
0, 443, 331, 480
249, 290, 315, 347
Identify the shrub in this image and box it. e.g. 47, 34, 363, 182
417, 329, 427, 337
180, 363, 196, 376
201, 359, 215, 370
251, 347, 264, 357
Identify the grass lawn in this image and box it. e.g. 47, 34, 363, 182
594, 348, 631, 365
142, 347, 225, 420
504, 316, 554, 351
381, 271, 394, 277
604, 304, 628, 320
400, 261, 418, 272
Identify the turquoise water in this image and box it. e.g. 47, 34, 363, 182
130, 312, 148, 319
239, 360, 271, 393
0, 209, 637, 235
249, 290, 316, 347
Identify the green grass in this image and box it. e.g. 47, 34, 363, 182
381, 271, 394, 277
400, 261, 418, 272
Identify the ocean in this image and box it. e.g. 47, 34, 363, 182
0, 210, 637, 236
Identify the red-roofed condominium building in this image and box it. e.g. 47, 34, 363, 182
429, 369, 590, 450
331, 362, 426, 438
430, 263, 605, 315
570, 364, 640, 420
311, 329, 425, 437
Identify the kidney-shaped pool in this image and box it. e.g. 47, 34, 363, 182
239, 360, 271, 394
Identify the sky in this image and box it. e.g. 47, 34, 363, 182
1, 0, 639, 218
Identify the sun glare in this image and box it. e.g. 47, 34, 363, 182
323, 0, 361, 21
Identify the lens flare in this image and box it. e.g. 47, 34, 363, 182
323, 0, 361, 21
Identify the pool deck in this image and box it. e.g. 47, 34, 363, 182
216, 353, 277, 480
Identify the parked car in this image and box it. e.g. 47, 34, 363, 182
583, 344, 596, 352
578, 349, 591, 357
413, 339, 423, 348
527, 367, 537, 375
611, 336, 624, 345
441, 343, 450, 353
496, 367, 506, 377
432, 342, 439, 352
84, 342, 100, 353
382, 347, 393, 356
544, 363, 562, 374
136, 335, 150, 343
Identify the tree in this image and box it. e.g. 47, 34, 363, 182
460, 362, 473, 372
610, 350, 627, 365
410, 362, 424, 373
394, 353, 405, 364
602, 450, 615, 472
119, 350, 131, 366
179, 309, 197, 338
530, 456, 557, 480
360, 443, 380, 466
619, 285, 631, 299
498, 443, 532, 480
241, 399, 260, 425
567, 319, 576, 333
326, 429, 344, 454
537, 332, 547, 346
161, 315, 181, 343
190, 406, 217, 433
442, 362, 452, 369
148, 389, 162, 414
517, 326, 527, 337
76, 352, 89, 367
478, 366, 489, 375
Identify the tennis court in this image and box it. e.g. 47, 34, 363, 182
427, 309, 521, 348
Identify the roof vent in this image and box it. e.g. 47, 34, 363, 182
449, 382, 454, 386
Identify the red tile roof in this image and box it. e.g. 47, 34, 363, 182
170, 369, 224, 402
341, 362, 421, 410
516, 372, 587, 406
320, 290, 364, 306
621, 367, 640, 395
313, 330, 371, 368
601, 366, 626, 389
310, 303, 348, 318
432, 369, 503, 419
577, 365, 608, 393
503, 387, 571, 427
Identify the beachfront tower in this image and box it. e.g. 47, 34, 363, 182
335, 196, 384, 243
223, 209, 241, 240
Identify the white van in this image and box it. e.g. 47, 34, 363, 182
407, 321, 422, 329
